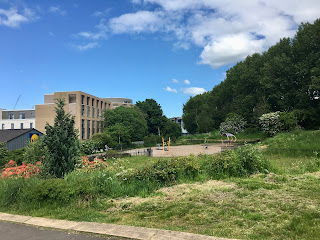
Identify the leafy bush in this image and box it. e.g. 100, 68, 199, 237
208, 145, 269, 178
23, 140, 47, 164
91, 132, 116, 149
220, 113, 247, 134
279, 112, 298, 132
120, 156, 200, 183
259, 111, 298, 136
81, 140, 104, 155
34, 178, 75, 203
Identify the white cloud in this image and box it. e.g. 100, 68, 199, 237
172, 79, 179, 83
0, 8, 36, 28
49, 6, 66, 16
109, 11, 164, 34
165, 86, 177, 93
92, 8, 111, 17
184, 79, 190, 85
74, 42, 99, 51
105, 0, 320, 68
183, 87, 206, 96
200, 33, 264, 68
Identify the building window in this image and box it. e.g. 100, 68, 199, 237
81, 119, 85, 140
81, 95, 84, 104
81, 105, 85, 116
20, 123, 24, 129
92, 107, 95, 118
97, 109, 100, 118
69, 94, 76, 103
92, 120, 95, 135
96, 100, 99, 108
9, 112, 14, 119
87, 97, 90, 106
30, 123, 33, 129
87, 120, 90, 139
1, 124, 4, 130
87, 106, 90, 117
19, 111, 25, 119
11, 123, 14, 129
31, 111, 35, 118
92, 98, 94, 106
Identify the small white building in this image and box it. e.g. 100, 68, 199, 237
0, 108, 35, 130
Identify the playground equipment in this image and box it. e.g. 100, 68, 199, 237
162, 137, 171, 155
221, 133, 237, 147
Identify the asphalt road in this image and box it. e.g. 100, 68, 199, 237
0, 221, 125, 240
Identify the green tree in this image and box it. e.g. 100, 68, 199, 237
105, 123, 132, 148
162, 117, 182, 139
136, 99, 164, 135
42, 99, 81, 178
104, 106, 147, 142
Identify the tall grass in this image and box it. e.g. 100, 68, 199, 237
261, 130, 320, 174
0, 145, 268, 213
263, 130, 320, 157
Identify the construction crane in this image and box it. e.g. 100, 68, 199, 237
13, 94, 21, 110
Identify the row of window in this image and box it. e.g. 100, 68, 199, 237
8, 111, 34, 120
1, 123, 33, 130
81, 105, 104, 118
80, 95, 108, 109
81, 119, 103, 140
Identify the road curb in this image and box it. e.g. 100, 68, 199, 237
0, 212, 236, 240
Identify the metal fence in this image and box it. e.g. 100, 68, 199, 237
124, 148, 153, 157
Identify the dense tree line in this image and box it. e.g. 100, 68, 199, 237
101, 99, 181, 149
183, 19, 320, 133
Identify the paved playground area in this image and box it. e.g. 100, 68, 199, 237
153, 144, 222, 157
125, 144, 222, 157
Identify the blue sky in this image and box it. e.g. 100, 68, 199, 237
1, 0, 320, 117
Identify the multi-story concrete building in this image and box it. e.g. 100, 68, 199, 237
103, 98, 134, 109
0, 108, 35, 130
35, 91, 112, 140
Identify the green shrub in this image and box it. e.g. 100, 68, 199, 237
208, 145, 269, 178
0, 143, 8, 168
91, 132, 116, 149
34, 178, 75, 203
5, 148, 25, 165
120, 156, 200, 183
81, 140, 104, 155
23, 140, 47, 164
279, 112, 298, 132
